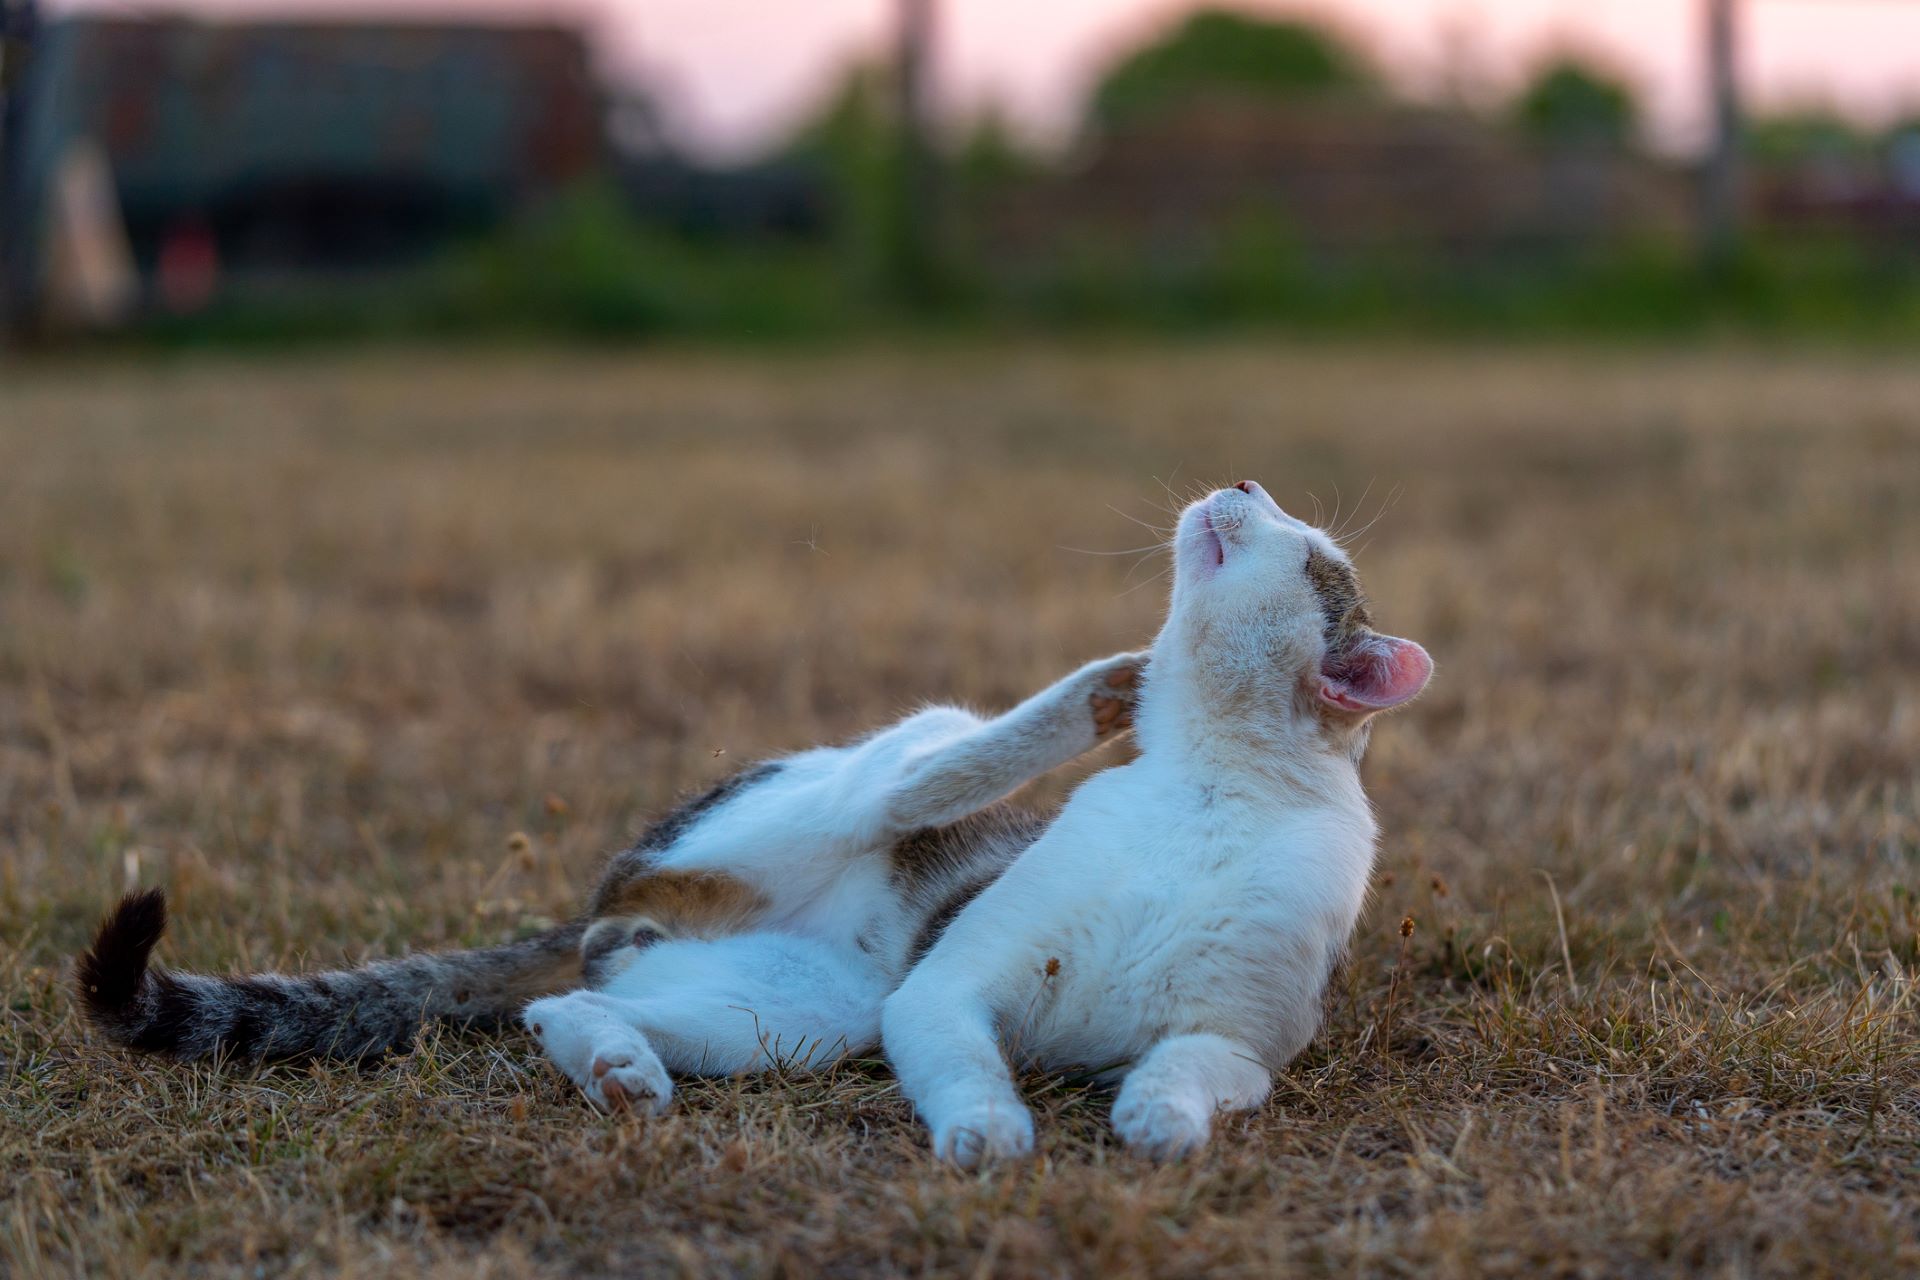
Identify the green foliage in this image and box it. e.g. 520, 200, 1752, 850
1000, 229, 1920, 340
782, 63, 902, 291
1749, 108, 1873, 167
134, 222, 1920, 348
1090, 8, 1372, 128
433, 187, 852, 339
123, 177, 1920, 349
1514, 58, 1640, 149
955, 109, 1034, 193
138, 185, 854, 347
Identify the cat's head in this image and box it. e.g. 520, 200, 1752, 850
1152, 481, 1430, 752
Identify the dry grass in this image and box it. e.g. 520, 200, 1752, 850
2, 341, 1916, 1278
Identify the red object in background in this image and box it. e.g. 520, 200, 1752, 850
156, 221, 219, 313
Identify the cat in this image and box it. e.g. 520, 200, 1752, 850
76, 480, 1428, 1165
75, 647, 1147, 1089
882, 480, 1430, 1164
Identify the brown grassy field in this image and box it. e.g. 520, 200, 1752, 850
1, 342, 1916, 1277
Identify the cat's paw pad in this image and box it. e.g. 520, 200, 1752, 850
588, 1049, 672, 1116
1086, 652, 1148, 738
1112, 1092, 1212, 1161
931, 1101, 1035, 1169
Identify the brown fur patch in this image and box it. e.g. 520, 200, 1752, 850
589, 868, 769, 939
888, 805, 1046, 891
1305, 548, 1373, 648
587, 763, 782, 919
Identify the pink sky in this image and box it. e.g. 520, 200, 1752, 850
53, 1, 1920, 157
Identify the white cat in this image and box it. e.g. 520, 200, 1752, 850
77, 481, 1427, 1166
883, 480, 1429, 1164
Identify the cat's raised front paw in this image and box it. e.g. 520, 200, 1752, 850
1086, 652, 1147, 739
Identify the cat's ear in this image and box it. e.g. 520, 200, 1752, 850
1320, 631, 1431, 716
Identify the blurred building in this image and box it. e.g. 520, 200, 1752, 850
1753, 125, 1920, 246
2, 12, 605, 331
989, 98, 1688, 269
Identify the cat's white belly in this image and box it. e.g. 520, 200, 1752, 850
1009, 874, 1359, 1075
934, 771, 1376, 1078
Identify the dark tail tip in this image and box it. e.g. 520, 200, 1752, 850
76, 888, 169, 1021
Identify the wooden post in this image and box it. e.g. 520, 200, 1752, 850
893, 0, 940, 304
1701, 0, 1743, 271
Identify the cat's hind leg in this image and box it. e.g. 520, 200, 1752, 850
526, 933, 888, 1113
1109, 1033, 1272, 1161
523, 989, 675, 1114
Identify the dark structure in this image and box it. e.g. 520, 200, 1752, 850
3, 14, 604, 328
0, 0, 43, 327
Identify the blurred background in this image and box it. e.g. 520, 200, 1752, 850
4, 0, 1920, 344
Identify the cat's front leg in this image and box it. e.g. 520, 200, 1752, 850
523, 991, 673, 1115
1109, 1033, 1271, 1161
882, 651, 1147, 832
882, 974, 1033, 1167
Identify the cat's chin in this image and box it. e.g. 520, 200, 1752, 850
1179, 508, 1227, 582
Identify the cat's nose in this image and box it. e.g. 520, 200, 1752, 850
1233, 480, 1256, 494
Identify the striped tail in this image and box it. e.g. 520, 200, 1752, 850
75, 889, 586, 1063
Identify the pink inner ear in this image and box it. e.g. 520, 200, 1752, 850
1321, 635, 1432, 713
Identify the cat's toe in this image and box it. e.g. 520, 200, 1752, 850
1112, 1094, 1211, 1161
1087, 653, 1148, 737
587, 1050, 672, 1115
931, 1101, 1035, 1169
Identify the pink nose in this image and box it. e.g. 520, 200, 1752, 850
1233, 480, 1256, 494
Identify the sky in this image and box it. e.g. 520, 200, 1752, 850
51, 0, 1920, 158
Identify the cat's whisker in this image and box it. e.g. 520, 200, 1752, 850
1114, 564, 1175, 598
1151, 468, 1188, 514
1333, 478, 1375, 541
1337, 482, 1403, 550
1058, 542, 1175, 558
1115, 526, 1223, 595
1121, 543, 1174, 586
1106, 504, 1176, 538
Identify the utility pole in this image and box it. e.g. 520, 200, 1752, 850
893, 0, 940, 304
1701, 0, 1743, 272
0, 0, 41, 335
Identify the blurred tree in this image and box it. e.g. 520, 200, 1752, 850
1514, 58, 1640, 150
783, 63, 900, 291
783, 29, 959, 308
956, 108, 1032, 191
1089, 8, 1373, 129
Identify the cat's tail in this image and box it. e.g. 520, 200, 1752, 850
75, 889, 587, 1063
